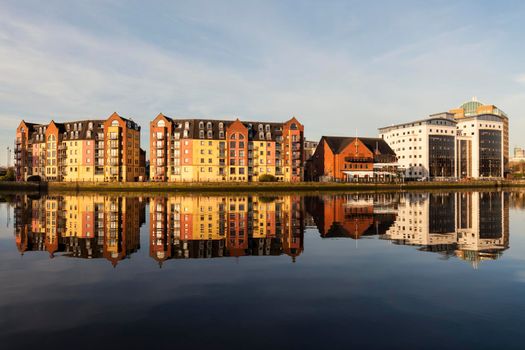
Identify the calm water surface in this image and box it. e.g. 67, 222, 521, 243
1, 190, 525, 349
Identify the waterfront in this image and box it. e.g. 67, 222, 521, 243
1, 190, 525, 349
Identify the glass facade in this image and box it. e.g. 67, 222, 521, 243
458, 139, 471, 178
479, 129, 501, 177
429, 135, 455, 177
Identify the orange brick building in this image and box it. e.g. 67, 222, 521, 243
306, 136, 397, 182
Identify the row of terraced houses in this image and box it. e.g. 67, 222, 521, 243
14, 98, 509, 182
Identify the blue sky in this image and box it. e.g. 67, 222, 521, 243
1, 0, 524, 163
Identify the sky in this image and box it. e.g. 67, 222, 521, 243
1, 0, 525, 164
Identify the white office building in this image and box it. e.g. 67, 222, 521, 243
379, 112, 504, 179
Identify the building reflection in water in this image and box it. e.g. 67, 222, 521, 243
306, 191, 510, 267
305, 193, 399, 239
14, 195, 146, 266
149, 195, 304, 265
12, 191, 509, 267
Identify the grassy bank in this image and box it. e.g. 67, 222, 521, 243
37, 180, 525, 193
0, 181, 43, 193
3, 180, 525, 195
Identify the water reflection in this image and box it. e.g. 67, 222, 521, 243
14, 195, 146, 266
149, 195, 304, 264
305, 192, 509, 267
11, 191, 510, 266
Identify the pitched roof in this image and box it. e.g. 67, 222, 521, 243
322, 136, 395, 156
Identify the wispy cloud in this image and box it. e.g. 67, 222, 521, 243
0, 0, 524, 162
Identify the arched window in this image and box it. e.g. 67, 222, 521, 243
266, 132, 271, 140
265, 124, 270, 132
111, 120, 119, 127
199, 130, 205, 138
291, 123, 298, 130
239, 134, 245, 140
259, 132, 264, 139
199, 121, 204, 129
219, 122, 224, 129
258, 124, 263, 131
184, 121, 189, 129
88, 122, 93, 129
157, 120, 166, 127
230, 134, 236, 140
207, 122, 212, 130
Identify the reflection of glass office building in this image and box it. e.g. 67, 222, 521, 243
13, 195, 145, 266
383, 192, 509, 266
305, 193, 398, 239
149, 195, 304, 265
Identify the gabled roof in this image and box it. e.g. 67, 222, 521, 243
321, 136, 395, 156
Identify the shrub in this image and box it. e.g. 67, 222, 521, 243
0, 168, 15, 181
258, 174, 277, 182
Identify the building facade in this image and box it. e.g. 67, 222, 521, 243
149, 114, 304, 182
379, 112, 504, 179
14, 113, 146, 182
450, 98, 509, 174
305, 136, 398, 182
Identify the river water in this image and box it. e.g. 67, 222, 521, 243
0, 190, 524, 349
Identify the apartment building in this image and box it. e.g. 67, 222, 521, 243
305, 136, 398, 182
149, 195, 304, 264
379, 112, 504, 179
14, 112, 146, 182
149, 114, 304, 182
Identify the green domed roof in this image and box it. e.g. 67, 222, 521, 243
460, 98, 483, 116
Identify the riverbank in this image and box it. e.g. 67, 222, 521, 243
2, 179, 525, 194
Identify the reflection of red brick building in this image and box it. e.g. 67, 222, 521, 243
305, 195, 396, 239
306, 136, 397, 182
